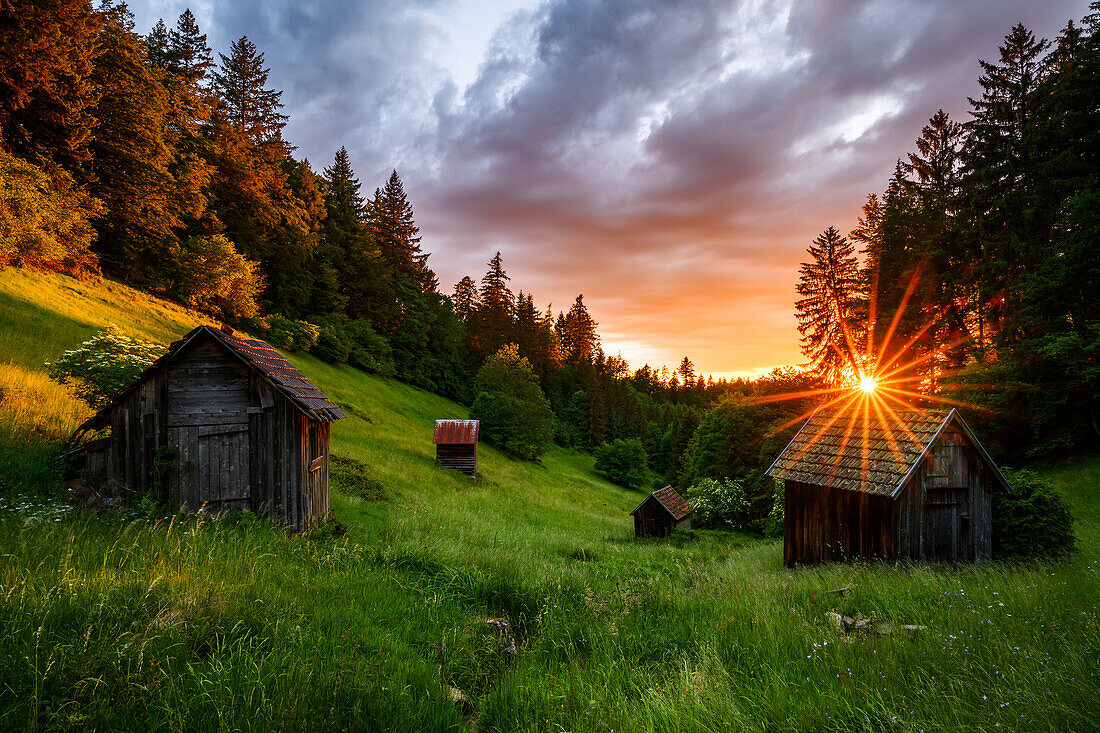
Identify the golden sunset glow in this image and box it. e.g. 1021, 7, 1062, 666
752, 265, 988, 489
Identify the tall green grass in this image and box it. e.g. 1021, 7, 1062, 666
1, 270, 1098, 731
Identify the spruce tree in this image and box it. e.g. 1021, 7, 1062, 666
795, 227, 863, 386
477, 251, 514, 355
368, 170, 437, 292
212, 36, 288, 145
558, 295, 599, 364
452, 276, 478, 323
0, 0, 100, 183
321, 145, 366, 301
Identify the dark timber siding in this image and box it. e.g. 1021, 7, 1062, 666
436, 443, 477, 475
80, 332, 333, 530
784, 425, 995, 567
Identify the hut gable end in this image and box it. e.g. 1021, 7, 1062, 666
767, 408, 1009, 566
70, 325, 345, 530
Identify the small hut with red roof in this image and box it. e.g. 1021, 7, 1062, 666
630, 486, 693, 537
433, 419, 479, 476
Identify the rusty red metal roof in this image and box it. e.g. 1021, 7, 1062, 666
631, 486, 692, 521
433, 419, 479, 444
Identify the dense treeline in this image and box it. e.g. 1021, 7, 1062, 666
796, 8, 1100, 460
5, 2, 1094, 507
1, 0, 778, 488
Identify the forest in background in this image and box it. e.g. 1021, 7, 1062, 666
2, 1, 1098, 510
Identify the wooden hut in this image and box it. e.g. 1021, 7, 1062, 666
630, 486, 693, 537
69, 324, 346, 530
433, 419, 479, 475
766, 408, 1010, 567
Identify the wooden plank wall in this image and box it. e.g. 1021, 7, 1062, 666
436, 444, 477, 475
91, 335, 332, 531
784, 482, 897, 567
896, 426, 992, 563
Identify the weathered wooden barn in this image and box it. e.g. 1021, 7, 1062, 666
766, 408, 1010, 567
433, 419, 479, 475
630, 486, 693, 537
69, 324, 346, 529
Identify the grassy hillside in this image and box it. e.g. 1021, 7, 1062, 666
1, 270, 1099, 731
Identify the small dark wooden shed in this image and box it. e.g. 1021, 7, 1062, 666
630, 486, 693, 537
433, 419, 479, 475
69, 324, 346, 530
766, 408, 1010, 567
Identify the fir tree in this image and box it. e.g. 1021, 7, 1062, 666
0, 0, 100, 181
795, 227, 863, 386
90, 2, 177, 278
558, 295, 599, 364
212, 36, 288, 145
452, 276, 478, 323
477, 251, 514, 355
367, 171, 437, 292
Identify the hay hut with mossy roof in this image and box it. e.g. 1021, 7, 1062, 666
766, 408, 1011, 567
69, 324, 346, 530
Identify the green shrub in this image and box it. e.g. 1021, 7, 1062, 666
594, 438, 648, 488
45, 326, 165, 407
763, 481, 784, 538
309, 314, 394, 375
470, 344, 553, 461
994, 468, 1076, 559
684, 477, 752, 531
262, 315, 320, 352
168, 234, 264, 319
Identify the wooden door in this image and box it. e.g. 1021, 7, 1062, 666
924, 486, 968, 562
303, 421, 329, 527
171, 424, 250, 512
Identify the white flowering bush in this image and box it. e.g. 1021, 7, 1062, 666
685, 477, 752, 531
45, 326, 165, 407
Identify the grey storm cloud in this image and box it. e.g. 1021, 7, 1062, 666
132, 0, 1090, 374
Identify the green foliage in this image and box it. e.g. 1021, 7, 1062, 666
679, 396, 795, 488
309, 314, 395, 375
260, 314, 319, 352
470, 344, 553, 460
995, 468, 1076, 559
593, 438, 648, 488
684, 477, 752, 531
0, 149, 99, 271
167, 234, 264, 320
44, 326, 164, 407
763, 481, 784, 538
329, 454, 386, 501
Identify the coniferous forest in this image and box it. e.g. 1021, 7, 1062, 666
3, 0, 1099, 494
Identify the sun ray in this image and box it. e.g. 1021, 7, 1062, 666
787, 392, 863, 464
875, 256, 928, 366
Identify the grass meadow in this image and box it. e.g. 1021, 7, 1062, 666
1, 269, 1098, 731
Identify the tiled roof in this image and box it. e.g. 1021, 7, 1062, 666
79, 325, 345, 430
632, 486, 693, 521
766, 408, 949, 496
433, 419, 479, 444
205, 327, 346, 422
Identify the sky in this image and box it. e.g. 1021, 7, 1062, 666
132, 0, 1091, 378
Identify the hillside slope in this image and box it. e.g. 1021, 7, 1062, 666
1, 270, 1099, 732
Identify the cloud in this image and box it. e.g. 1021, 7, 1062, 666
130, 0, 1090, 374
